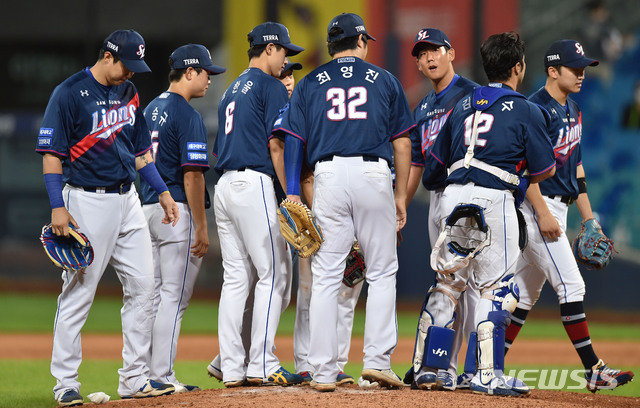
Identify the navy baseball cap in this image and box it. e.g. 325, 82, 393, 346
411, 28, 452, 56
102, 29, 151, 73
544, 40, 599, 68
248, 22, 304, 56
283, 61, 302, 73
169, 44, 226, 75
327, 13, 376, 42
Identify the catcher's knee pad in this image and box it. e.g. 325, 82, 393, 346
430, 204, 491, 275
463, 331, 478, 374
476, 311, 509, 377
481, 274, 520, 314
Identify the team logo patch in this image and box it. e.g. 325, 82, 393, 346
187, 142, 207, 151
38, 137, 52, 146
39, 128, 54, 136
476, 99, 488, 105
188, 152, 207, 161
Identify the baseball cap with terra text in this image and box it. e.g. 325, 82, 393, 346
248, 22, 304, 56
170, 44, 226, 74
544, 40, 599, 68
411, 28, 451, 57
102, 29, 151, 73
327, 13, 376, 42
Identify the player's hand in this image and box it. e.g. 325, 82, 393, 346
159, 192, 180, 226
537, 211, 562, 242
395, 196, 407, 231
191, 226, 209, 258
51, 207, 78, 237
286, 194, 303, 204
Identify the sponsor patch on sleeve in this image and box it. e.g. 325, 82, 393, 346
37, 128, 54, 147
187, 142, 207, 151
188, 152, 208, 161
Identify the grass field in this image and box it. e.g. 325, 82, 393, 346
0, 293, 638, 407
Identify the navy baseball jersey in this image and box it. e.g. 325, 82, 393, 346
274, 57, 416, 165
35, 68, 151, 186
410, 74, 478, 190
528, 87, 582, 198
427, 84, 556, 190
141, 92, 210, 204
213, 68, 289, 176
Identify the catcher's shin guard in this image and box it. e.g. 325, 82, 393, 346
463, 331, 478, 374
412, 309, 455, 374
412, 310, 434, 375
422, 326, 455, 370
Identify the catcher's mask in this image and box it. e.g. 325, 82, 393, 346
430, 204, 491, 275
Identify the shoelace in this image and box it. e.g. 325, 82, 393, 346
598, 365, 621, 377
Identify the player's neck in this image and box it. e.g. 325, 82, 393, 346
431, 69, 456, 94
249, 57, 278, 78
168, 82, 191, 102
545, 81, 569, 106
89, 64, 109, 87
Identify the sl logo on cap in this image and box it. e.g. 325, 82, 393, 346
575, 42, 584, 55
137, 44, 145, 59
417, 30, 430, 40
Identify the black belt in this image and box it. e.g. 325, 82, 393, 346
317, 155, 380, 163
547, 195, 574, 205
70, 183, 132, 194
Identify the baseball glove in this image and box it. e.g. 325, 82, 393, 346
572, 218, 616, 270
343, 242, 366, 288
40, 223, 94, 273
277, 199, 323, 258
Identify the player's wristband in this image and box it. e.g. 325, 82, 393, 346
138, 162, 169, 195
284, 134, 304, 196
577, 177, 587, 194
44, 173, 65, 209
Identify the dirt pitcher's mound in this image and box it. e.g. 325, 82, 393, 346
98, 384, 639, 408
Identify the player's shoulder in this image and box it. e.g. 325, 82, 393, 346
454, 75, 480, 92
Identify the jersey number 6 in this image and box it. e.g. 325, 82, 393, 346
224, 101, 236, 135
326, 87, 367, 121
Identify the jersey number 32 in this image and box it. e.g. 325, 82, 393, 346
326, 87, 367, 121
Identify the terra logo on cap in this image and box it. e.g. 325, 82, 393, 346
169, 44, 226, 75
327, 13, 376, 43
247, 22, 304, 56
544, 39, 599, 68
102, 29, 151, 73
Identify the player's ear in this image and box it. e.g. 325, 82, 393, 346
447, 47, 455, 62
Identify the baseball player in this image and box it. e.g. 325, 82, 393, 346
505, 39, 634, 391
272, 59, 359, 386
141, 44, 226, 393
275, 12, 415, 392
212, 22, 304, 387
403, 28, 480, 391
36, 29, 180, 406
423, 32, 556, 396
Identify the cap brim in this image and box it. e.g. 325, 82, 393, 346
411, 40, 448, 56
561, 57, 600, 68
283, 43, 305, 56
203, 64, 227, 75
121, 59, 151, 73
284, 62, 303, 72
